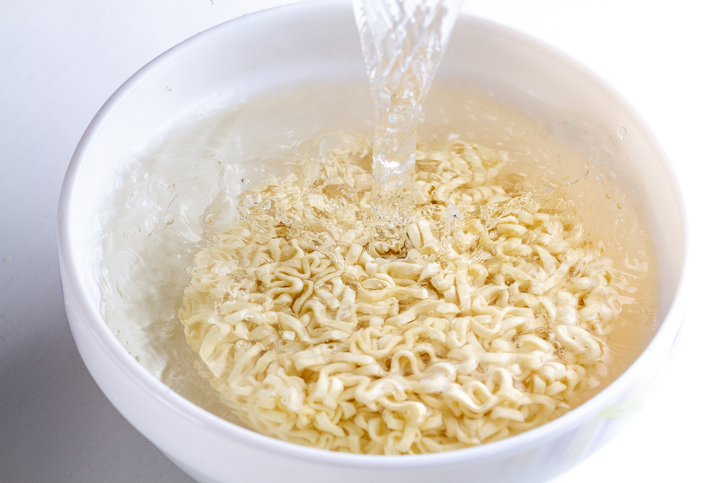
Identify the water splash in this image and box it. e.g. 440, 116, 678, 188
353, 0, 462, 237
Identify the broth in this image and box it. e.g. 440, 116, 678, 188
100, 81, 656, 446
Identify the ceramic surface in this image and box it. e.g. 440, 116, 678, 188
57, 1, 687, 482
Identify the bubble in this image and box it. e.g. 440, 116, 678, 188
598, 170, 616, 185
239, 206, 250, 220
447, 203, 460, 219
605, 188, 619, 200
166, 86, 172, 91
616, 126, 627, 140
241, 178, 250, 185
262, 200, 272, 211
241, 193, 262, 208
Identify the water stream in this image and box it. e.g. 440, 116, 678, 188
352, 0, 462, 237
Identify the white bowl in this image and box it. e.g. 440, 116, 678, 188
58, 1, 687, 482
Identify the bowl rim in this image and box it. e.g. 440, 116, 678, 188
57, 0, 689, 467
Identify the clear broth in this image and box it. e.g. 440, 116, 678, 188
100, 81, 657, 428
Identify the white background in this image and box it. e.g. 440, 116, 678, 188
1, 1, 720, 481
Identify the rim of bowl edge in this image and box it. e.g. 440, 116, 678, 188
57, 0, 689, 469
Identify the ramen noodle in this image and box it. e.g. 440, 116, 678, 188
179, 137, 626, 454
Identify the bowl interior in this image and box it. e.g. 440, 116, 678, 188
59, 0, 685, 474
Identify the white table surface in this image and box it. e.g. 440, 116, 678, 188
1, 1, 720, 481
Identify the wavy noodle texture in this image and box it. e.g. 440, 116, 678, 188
179, 137, 628, 454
